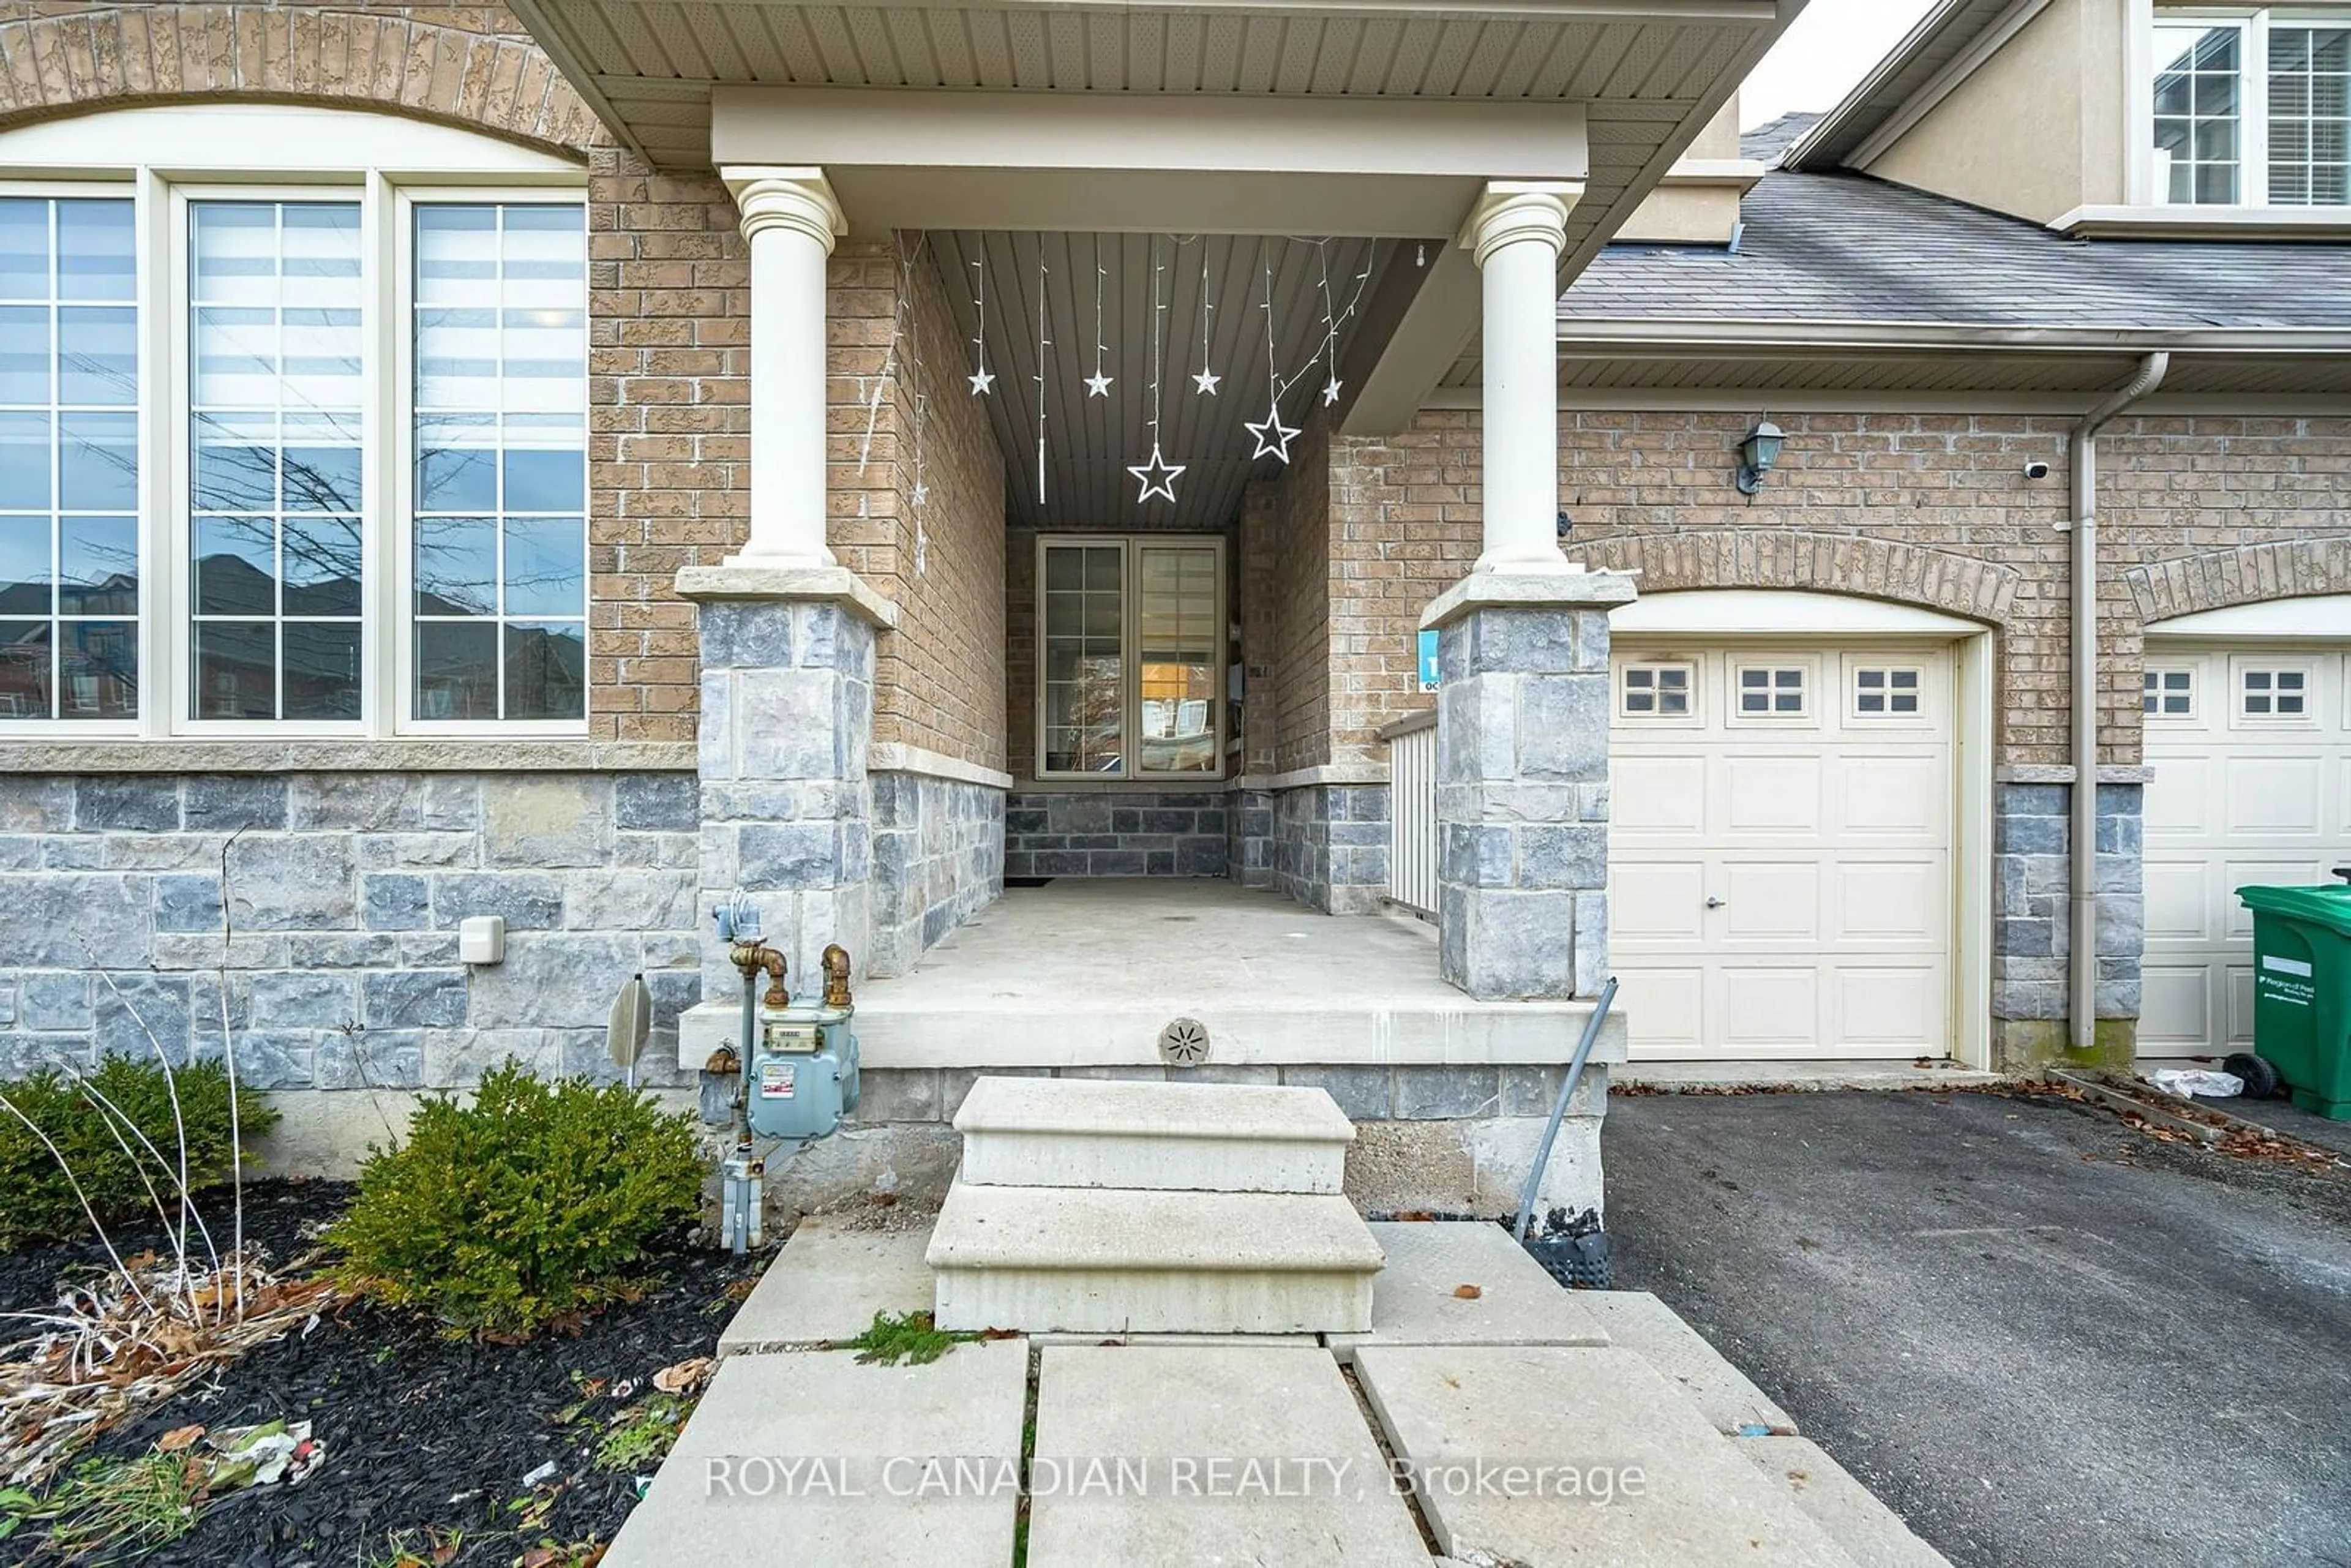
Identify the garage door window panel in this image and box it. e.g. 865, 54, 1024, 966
1849, 660, 1929, 724
2144, 666, 2197, 719
2235, 659, 2317, 726
1731, 661, 1813, 723
1619, 661, 1695, 722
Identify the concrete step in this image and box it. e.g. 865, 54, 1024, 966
953, 1076, 1354, 1194
926, 1180, 1385, 1335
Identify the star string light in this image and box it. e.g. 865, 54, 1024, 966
967, 251, 994, 396
1086, 236, 1114, 398
1245, 244, 1299, 465
1033, 252, 1050, 506
1191, 238, 1220, 396
1127, 234, 1185, 506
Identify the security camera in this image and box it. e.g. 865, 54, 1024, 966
2023, 460, 2052, 480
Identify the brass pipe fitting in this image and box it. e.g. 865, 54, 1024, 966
822, 945, 853, 1010
729, 940, 789, 1008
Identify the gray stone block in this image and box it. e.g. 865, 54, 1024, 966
1462, 607, 1577, 676
154, 872, 225, 932
400, 933, 462, 967
18, 973, 91, 1032
1996, 918, 2055, 958
94, 973, 190, 1061
2001, 784, 2069, 818
362, 874, 432, 931
289, 933, 399, 969
1450, 888, 1576, 1000
225, 836, 358, 931
200, 1031, 315, 1091
1996, 812, 2066, 857
15, 874, 146, 965
1518, 824, 1607, 891
1515, 673, 1610, 781
360, 831, 476, 870
1573, 889, 1609, 998
613, 771, 700, 832
184, 776, 288, 831
317, 1032, 424, 1091
467, 933, 642, 1029
1281, 1064, 1392, 1120
363, 969, 469, 1029
738, 822, 843, 889
251, 971, 360, 1030
697, 601, 795, 669
1499, 1065, 1607, 1118
482, 776, 613, 868
76, 776, 181, 833
1393, 1065, 1501, 1119
0, 779, 74, 831
734, 669, 844, 780
289, 774, 427, 831
433, 872, 563, 931
564, 869, 698, 932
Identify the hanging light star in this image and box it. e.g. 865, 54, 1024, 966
1193, 367, 1221, 396
1192, 242, 1218, 396
1086, 246, 1114, 399
1128, 443, 1185, 505
1321, 374, 1343, 407
968, 252, 995, 396
968, 366, 995, 396
1245, 406, 1300, 464
1086, 370, 1113, 398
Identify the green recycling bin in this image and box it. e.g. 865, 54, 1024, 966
2234, 882, 2351, 1120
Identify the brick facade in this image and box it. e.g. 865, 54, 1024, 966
1326, 408, 2351, 767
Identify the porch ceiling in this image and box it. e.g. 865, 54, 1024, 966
924, 231, 1386, 531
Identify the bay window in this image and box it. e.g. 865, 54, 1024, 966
2153, 8, 2350, 206
0, 107, 587, 738
1037, 536, 1225, 779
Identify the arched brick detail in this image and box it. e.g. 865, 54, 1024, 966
2126, 538, 2351, 625
0, 6, 598, 157
1575, 530, 2018, 625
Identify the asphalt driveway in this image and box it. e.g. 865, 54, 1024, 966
1603, 1088, 2351, 1568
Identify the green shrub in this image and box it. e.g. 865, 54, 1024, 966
0, 1055, 280, 1252
332, 1062, 705, 1338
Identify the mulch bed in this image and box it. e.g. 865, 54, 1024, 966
3, 1180, 770, 1567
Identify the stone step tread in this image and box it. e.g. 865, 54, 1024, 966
1355, 1344, 1858, 1567
926, 1182, 1386, 1274
954, 1076, 1355, 1143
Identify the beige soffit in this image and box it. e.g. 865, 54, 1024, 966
1782, 0, 2032, 171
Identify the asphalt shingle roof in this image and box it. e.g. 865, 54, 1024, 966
1738, 112, 1821, 163
1562, 169, 2351, 330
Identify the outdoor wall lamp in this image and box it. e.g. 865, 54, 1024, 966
1734, 419, 1785, 495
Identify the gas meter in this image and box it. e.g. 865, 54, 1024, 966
746, 988, 860, 1139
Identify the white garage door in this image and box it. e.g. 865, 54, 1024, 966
2140, 643, 2351, 1058
1610, 642, 1955, 1059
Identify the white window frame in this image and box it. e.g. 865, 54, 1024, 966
2232, 655, 2320, 725
1616, 659, 1699, 724
2142, 662, 2200, 719
0, 105, 588, 742
2139, 4, 2351, 208
1847, 658, 1931, 724
1033, 533, 1228, 782
1729, 658, 1817, 724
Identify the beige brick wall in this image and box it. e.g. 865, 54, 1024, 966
830, 241, 1007, 771
0, 2, 1010, 765
1262, 418, 1334, 775
1326, 408, 2351, 767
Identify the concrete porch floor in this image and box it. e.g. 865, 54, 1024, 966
850, 879, 1629, 1070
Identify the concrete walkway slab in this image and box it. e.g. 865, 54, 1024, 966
1741, 1436, 1949, 1567
1577, 1290, 1796, 1435
1329, 1221, 1610, 1362
716, 1220, 934, 1354
1027, 1344, 1429, 1568
1355, 1343, 1855, 1567
603, 1340, 1027, 1568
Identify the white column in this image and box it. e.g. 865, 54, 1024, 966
1463, 182, 1580, 575
719, 167, 846, 568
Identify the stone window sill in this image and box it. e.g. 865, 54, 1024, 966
0, 739, 699, 775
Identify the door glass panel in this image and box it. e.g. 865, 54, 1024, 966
1137, 545, 1217, 773
1041, 542, 1124, 774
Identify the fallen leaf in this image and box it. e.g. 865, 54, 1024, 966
1452, 1285, 1483, 1300
157, 1424, 206, 1453
653, 1357, 714, 1395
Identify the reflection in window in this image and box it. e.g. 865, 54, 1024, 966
189, 201, 364, 721
2143, 668, 2194, 716
1041, 542, 1125, 773
2242, 667, 2308, 717
1619, 664, 1691, 718
1854, 667, 1921, 715
1738, 666, 1806, 716
0, 197, 137, 721
1138, 546, 1218, 774
412, 204, 587, 721
2154, 22, 2246, 204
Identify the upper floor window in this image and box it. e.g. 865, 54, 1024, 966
0, 104, 587, 738
2153, 9, 2350, 206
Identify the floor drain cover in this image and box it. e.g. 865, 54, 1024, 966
1157, 1017, 1211, 1066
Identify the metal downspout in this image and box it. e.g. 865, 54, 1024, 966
2068, 351, 2169, 1057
